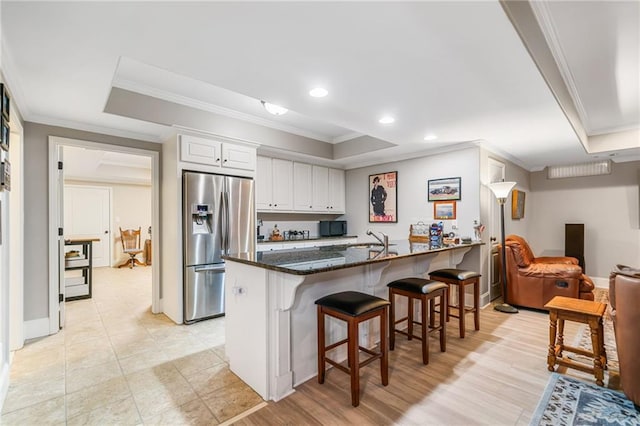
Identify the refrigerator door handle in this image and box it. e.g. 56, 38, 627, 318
219, 190, 227, 255
194, 264, 226, 272
223, 190, 230, 253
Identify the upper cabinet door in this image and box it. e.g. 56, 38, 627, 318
271, 159, 293, 211
222, 144, 256, 171
180, 135, 222, 167
312, 165, 329, 212
328, 168, 345, 214
255, 156, 272, 211
293, 163, 313, 211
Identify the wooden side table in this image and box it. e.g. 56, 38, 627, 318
544, 296, 607, 386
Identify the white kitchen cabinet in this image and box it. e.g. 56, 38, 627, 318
256, 242, 285, 252
181, 135, 222, 166
180, 135, 256, 171
256, 156, 293, 212
312, 165, 345, 213
293, 162, 314, 211
256, 237, 357, 252
222, 143, 256, 171
258, 156, 346, 214
328, 168, 345, 213
312, 165, 329, 211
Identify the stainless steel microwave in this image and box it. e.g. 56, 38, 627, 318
319, 220, 347, 237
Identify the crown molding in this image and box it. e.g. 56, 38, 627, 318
474, 139, 538, 172
1, 38, 31, 121
530, 1, 591, 133
332, 131, 363, 144
27, 115, 163, 143
112, 78, 333, 143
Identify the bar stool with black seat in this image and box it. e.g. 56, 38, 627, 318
315, 291, 390, 407
429, 268, 481, 338
387, 278, 448, 364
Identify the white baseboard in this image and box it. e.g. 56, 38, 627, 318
0, 361, 9, 413
24, 318, 51, 340
592, 276, 609, 288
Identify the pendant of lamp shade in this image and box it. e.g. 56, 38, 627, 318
261, 101, 288, 116
488, 181, 516, 200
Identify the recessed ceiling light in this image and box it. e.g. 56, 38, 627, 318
309, 87, 328, 98
261, 100, 288, 116
423, 134, 438, 141
379, 116, 395, 124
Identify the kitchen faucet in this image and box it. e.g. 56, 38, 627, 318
366, 229, 389, 255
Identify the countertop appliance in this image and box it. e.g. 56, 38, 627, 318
183, 171, 255, 323
319, 220, 347, 237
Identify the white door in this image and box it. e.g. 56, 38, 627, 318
56, 147, 66, 328
488, 159, 506, 300
271, 159, 293, 211
328, 168, 345, 213
312, 165, 329, 211
255, 156, 272, 210
64, 186, 111, 267
293, 162, 313, 211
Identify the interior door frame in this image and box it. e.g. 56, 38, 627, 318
64, 184, 113, 268
48, 136, 160, 333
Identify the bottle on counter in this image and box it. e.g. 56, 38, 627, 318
270, 224, 283, 241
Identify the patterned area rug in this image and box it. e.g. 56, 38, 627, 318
530, 373, 640, 425
569, 288, 619, 372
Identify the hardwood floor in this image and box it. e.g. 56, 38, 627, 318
235, 303, 620, 425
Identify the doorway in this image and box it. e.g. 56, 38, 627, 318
47, 137, 160, 333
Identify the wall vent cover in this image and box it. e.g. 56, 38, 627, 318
547, 160, 611, 179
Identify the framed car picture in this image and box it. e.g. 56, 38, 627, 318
428, 177, 461, 201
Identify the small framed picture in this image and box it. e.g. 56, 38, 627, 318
1, 84, 9, 122
0, 117, 9, 152
428, 177, 461, 201
434, 200, 456, 220
512, 189, 525, 219
1, 159, 11, 191
369, 171, 397, 223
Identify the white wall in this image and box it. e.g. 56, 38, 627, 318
529, 161, 640, 281
65, 180, 152, 265
344, 147, 481, 242
112, 184, 152, 264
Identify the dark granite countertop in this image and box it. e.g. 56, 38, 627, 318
223, 240, 483, 275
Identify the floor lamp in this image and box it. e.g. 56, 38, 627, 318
488, 181, 519, 314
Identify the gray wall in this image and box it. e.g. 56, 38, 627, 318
528, 161, 640, 279
23, 122, 161, 321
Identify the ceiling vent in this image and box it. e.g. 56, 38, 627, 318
547, 160, 611, 179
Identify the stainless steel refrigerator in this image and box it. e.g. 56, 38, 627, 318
183, 171, 255, 323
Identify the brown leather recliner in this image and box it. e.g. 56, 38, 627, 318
610, 266, 640, 406
502, 235, 594, 310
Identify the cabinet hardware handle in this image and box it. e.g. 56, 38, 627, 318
224, 159, 228, 162
216, 158, 221, 162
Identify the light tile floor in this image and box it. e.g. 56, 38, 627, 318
1, 266, 264, 425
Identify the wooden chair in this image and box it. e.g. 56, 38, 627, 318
118, 227, 145, 268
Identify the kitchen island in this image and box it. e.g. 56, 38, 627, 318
223, 240, 482, 401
